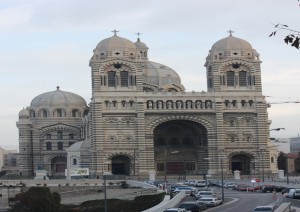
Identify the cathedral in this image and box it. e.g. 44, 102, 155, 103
16, 31, 278, 178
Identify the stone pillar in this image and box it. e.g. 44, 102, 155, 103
278, 170, 284, 179
233, 170, 241, 180
148, 170, 156, 181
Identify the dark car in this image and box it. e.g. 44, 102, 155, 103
262, 185, 286, 193
178, 201, 207, 212
281, 187, 295, 195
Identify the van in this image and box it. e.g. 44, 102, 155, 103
287, 188, 300, 199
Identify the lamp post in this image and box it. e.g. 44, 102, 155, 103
204, 158, 210, 187
221, 158, 225, 202
259, 149, 265, 182
103, 174, 107, 212
164, 148, 179, 192
286, 156, 289, 185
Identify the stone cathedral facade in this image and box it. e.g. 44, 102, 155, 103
16, 31, 278, 178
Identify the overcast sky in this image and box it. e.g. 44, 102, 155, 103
0, 0, 299, 150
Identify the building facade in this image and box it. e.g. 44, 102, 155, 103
17, 31, 277, 178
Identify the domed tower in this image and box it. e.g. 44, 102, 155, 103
17, 87, 88, 177
205, 31, 261, 93
135, 36, 149, 60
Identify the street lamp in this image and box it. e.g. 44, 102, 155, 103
220, 156, 226, 202
260, 149, 265, 182
270, 128, 285, 131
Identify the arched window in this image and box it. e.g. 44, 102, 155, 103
46, 142, 52, 150
72, 109, 79, 117
57, 109, 62, 117
30, 110, 35, 118
241, 100, 246, 107
108, 71, 116, 87
120, 71, 129, 87
232, 100, 237, 107
73, 158, 77, 165
227, 71, 235, 86
249, 100, 254, 107
42, 110, 48, 117
57, 131, 63, 139
225, 100, 230, 107
239, 71, 247, 86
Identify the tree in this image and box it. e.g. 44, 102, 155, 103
269, 0, 300, 49
10, 187, 61, 212
269, 24, 300, 49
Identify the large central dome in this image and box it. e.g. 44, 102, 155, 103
30, 86, 87, 108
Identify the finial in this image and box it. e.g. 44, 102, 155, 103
112, 29, 119, 36
56, 86, 60, 90
136, 32, 142, 42
227, 30, 234, 36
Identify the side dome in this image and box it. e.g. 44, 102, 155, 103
30, 86, 87, 108
92, 32, 138, 61
135, 38, 149, 60
211, 34, 252, 51
207, 32, 260, 61
19, 108, 29, 119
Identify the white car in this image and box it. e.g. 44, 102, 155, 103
163, 208, 190, 212
195, 191, 216, 199
173, 186, 196, 195
195, 180, 207, 187
197, 197, 222, 207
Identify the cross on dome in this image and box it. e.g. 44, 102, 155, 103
227, 30, 234, 36
136, 32, 142, 38
112, 29, 119, 36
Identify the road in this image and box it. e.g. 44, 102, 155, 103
182, 187, 281, 212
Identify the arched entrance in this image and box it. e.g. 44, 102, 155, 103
230, 154, 252, 174
111, 155, 130, 175
154, 120, 208, 176
51, 156, 67, 176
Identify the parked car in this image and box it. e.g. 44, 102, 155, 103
224, 182, 236, 188
208, 179, 219, 186
281, 187, 295, 195
167, 184, 187, 194
173, 186, 197, 195
178, 201, 207, 212
197, 197, 222, 207
163, 208, 189, 212
185, 180, 197, 186
262, 185, 286, 193
287, 188, 300, 199
253, 205, 275, 212
195, 191, 216, 199
195, 180, 207, 187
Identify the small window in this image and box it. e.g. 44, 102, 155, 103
57, 109, 62, 117
58, 142, 63, 150
271, 157, 274, 163
73, 158, 77, 165
46, 134, 51, 140
69, 133, 74, 140
46, 142, 52, 150
72, 109, 79, 117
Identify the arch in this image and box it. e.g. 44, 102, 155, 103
228, 151, 258, 175
72, 109, 80, 117
146, 115, 214, 133
153, 120, 208, 175
111, 155, 130, 175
